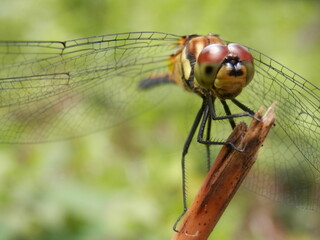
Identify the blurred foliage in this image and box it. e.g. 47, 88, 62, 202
0, 0, 319, 239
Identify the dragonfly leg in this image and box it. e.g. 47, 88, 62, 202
173, 95, 256, 231
205, 111, 212, 171
173, 100, 206, 232
220, 99, 236, 129
207, 94, 258, 122
231, 98, 255, 115
197, 103, 245, 152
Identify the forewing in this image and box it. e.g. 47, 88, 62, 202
0, 32, 181, 143
237, 47, 320, 211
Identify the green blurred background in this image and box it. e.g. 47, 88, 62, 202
0, 0, 319, 239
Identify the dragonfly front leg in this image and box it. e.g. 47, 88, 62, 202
207, 94, 258, 126
197, 92, 258, 152
197, 103, 243, 151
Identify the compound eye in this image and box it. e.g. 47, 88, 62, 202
227, 43, 255, 85
198, 44, 229, 64
227, 43, 253, 62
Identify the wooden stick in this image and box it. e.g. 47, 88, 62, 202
172, 103, 276, 240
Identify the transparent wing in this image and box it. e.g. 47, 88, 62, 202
0, 32, 181, 142
212, 45, 320, 211
246, 48, 319, 211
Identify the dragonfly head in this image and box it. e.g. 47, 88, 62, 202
194, 43, 254, 99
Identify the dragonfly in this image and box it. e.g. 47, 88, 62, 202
0, 32, 319, 222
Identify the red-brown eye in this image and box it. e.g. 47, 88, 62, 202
198, 44, 229, 64
227, 43, 253, 62
194, 42, 255, 94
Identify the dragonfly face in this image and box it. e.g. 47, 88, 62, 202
0, 32, 319, 216
164, 34, 254, 100
195, 43, 255, 99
